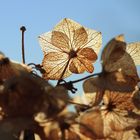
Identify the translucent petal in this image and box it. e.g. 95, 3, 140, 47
51, 31, 70, 53
54, 18, 102, 54
80, 108, 104, 139
42, 52, 71, 80
101, 35, 138, 78
103, 90, 135, 110
80, 107, 139, 139
38, 32, 68, 53
83, 72, 138, 94
73, 27, 88, 50
69, 58, 85, 73
78, 47, 97, 61
54, 18, 81, 42
69, 57, 94, 73
83, 28, 102, 55
126, 42, 140, 65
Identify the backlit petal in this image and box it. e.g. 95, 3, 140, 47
126, 42, 140, 65
69, 57, 94, 74
78, 47, 97, 61
73, 27, 88, 50
42, 52, 71, 80
51, 31, 70, 53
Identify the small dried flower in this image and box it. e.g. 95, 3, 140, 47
39, 18, 102, 80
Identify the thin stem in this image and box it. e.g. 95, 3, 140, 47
57, 59, 71, 85
58, 72, 101, 93
60, 72, 101, 86
20, 26, 26, 64
71, 72, 101, 84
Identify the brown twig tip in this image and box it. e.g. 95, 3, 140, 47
20, 26, 26, 64
20, 26, 26, 32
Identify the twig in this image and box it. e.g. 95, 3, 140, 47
58, 72, 101, 93
70, 72, 101, 84
59, 72, 100, 86
20, 26, 26, 64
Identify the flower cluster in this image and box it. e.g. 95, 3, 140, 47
0, 19, 140, 140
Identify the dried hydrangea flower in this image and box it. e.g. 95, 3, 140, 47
83, 35, 140, 106
80, 35, 140, 139
36, 111, 83, 140
39, 18, 102, 80
79, 91, 140, 139
0, 73, 69, 119
0, 53, 31, 81
101, 35, 139, 84
0, 73, 44, 118
0, 72, 70, 140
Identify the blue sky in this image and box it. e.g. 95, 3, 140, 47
0, 0, 140, 91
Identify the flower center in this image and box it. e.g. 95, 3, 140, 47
69, 50, 77, 58
107, 102, 116, 112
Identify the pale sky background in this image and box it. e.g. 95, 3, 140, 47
0, 0, 140, 92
